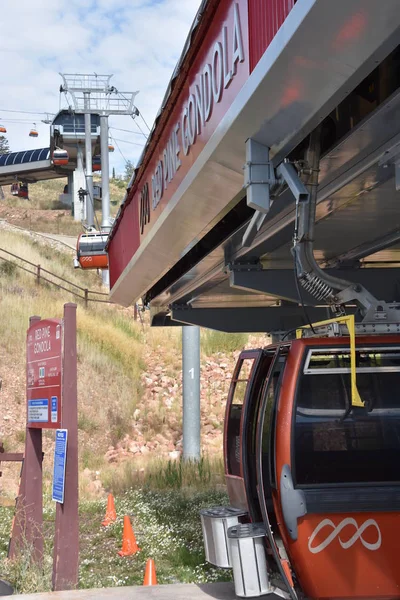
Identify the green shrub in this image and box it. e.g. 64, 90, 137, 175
0, 261, 17, 277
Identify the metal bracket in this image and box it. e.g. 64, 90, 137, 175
276, 161, 309, 204
280, 464, 307, 541
227, 261, 263, 273
378, 142, 400, 191
244, 139, 279, 214
242, 147, 309, 248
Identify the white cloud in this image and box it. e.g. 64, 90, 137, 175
0, 0, 201, 174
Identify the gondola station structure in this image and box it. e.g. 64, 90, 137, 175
105, 1, 400, 599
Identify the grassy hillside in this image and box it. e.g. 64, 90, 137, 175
0, 177, 128, 235
0, 219, 270, 593
0, 223, 267, 495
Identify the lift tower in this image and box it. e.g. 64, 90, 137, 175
59, 73, 139, 232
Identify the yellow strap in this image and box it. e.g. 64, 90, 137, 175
296, 314, 364, 407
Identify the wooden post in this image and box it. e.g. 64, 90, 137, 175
52, 303, 79, 590
22, 315, 43, 564
84, 289, 88, 308
36, 265, 41, 284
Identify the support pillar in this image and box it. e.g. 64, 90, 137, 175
73, 146, 85, 222
22, 315, 43, 564
52, 303, 79, 590
100, 115, 111, 231
84, 93, 94, 229
67, 172, 74, 215
100, 115, 111, 287
182, 326, 201, 461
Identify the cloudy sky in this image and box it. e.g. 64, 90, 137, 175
0, 0, 201, 176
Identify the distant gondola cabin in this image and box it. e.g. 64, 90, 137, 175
76, 232, 108, 270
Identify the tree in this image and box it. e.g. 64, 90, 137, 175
0, 136, 10, 155
124, 160, 135, 182
112, 167, 116, 180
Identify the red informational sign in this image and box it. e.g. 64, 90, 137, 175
27, 319, 63, 429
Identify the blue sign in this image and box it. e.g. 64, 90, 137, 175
28, 399, 48, 422
52, 429, 68, 504
51, 396, 58, 423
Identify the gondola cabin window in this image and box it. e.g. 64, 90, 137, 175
226, 358, 255, 477
294, 347, 400, 486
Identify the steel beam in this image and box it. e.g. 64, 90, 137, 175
170, 306, 332, 333
151, 312, 185, 327
230, 268, 400, 305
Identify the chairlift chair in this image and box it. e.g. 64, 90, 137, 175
0, 125, 7, 134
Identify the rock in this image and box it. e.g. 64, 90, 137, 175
169, 450, 181, 461
87, 480, 103, 495
133, 408, 140, 421
140, 445, 150, 455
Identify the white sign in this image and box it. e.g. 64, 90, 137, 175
51, 396, 58, 423
52, 429, 68, 503
28, 399, 49, 423
308, 518, 382, 554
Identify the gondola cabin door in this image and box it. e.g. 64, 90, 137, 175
224, 349, 276, 521
270, 337, 400, 600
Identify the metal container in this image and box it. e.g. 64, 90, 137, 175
200, 506, 247, 568
0, 579, 13, 596
228, 523, 271, 598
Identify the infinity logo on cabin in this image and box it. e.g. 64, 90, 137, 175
308, 518, 382, 554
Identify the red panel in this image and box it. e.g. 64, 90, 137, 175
108, 0, 249, 289
248, 0, 295, 72
108, 199, 140, 289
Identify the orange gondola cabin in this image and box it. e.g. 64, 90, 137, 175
201, 331, 400, 600
52, 148, 69, 166
76, 232, 108, 270
92, 156, 101, 172
10, 182, 29, 199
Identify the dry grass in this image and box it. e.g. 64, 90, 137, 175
101, 455, 225, 495
0, 228, 144, 460
1, 176, 125, 219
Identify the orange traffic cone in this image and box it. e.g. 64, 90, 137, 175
143, 558, 157, 586
102, 494, 117, 527
118, 516, 140, 556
